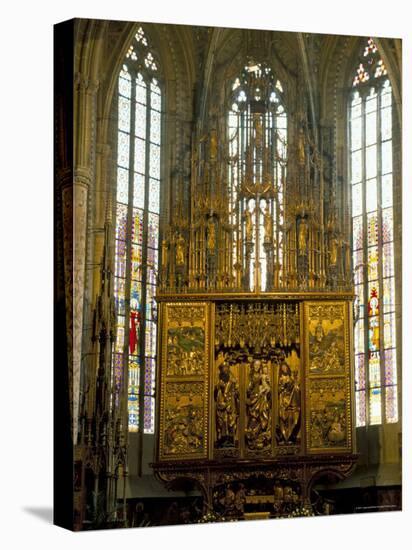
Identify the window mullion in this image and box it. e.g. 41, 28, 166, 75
137, 82, 151, 441
361, 92, 370, 427
376, 87, 386, 424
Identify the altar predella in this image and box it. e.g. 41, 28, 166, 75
54, 17, 402, 530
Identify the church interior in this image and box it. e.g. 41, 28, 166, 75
54, 18, 402, 530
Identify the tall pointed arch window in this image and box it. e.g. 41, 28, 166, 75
113, 26, 161, 433
350, 38, 398, 426
227, 62, 287, 292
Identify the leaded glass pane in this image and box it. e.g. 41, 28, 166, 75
366, 111, 377, 146
382, 208, 393, 243
369, 387, 382, 425
381, 82, 392, 107
352, 184, 362, 216
150, 109, 161, 145
381, 107, 392, 141
365, 90, 377, 113
118, 95, 131, 133
143, 396, 155, 433
151, 89, 161, 111
136, 73, 146, 104
147, 247, 159, 287
150, 143, 160, 179
146, 283, 157, 320
366, 179, 377, 212
135, 102, 146, 139
355, 318, 364, 354
128, 393, 139, 432
351, 150, 362, 184
117, 167, 129, 204
383, 277, 395, 314
355, 283, 365, 317
115, 318, 125, 353
383, 242, 394, 277
367, 212, 378, 247
132, 208, 144, 244
148, 212, 159, 249
133, 172, 145, 209
131, 244, 142, 280
134, 137, 145, 173
351, 116, 362, 151
366, 145, 377, 179
385, 385, 398, 423
144, 357, 156, 396
116, 203, 128, 240
145, 320, 157, 358
130, 279, 142, 308
352, 216, 363, 250
382, 174, 393, 208
367, 246, 379, 280
356, 390, 366, 427
368, 317, 380, 353
355, 353, 366, 390
351, 94, 362, 118
353, 249, 364, 284
119, 67, 131, 98
115, 240, 127, 278
381, 140, 392, 174
383, 312, 396, 348
369, 351, 381, 386
117, 131, 130, 168
148, 178, 160, 214
384, 349, 397, 386
114, 277, 126, 316
113, 353, 123, 396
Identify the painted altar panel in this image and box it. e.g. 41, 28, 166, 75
304, 301, 353, 453
158, 303, 210, 461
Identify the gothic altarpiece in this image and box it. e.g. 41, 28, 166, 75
153, 59, 357, 520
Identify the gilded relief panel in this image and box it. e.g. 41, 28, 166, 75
166, 326, 204, 376
162, 382, 205, 457
304, 301, 352, 453
308, 304, 345, 375
159, 303, 209, 461
307, 379, 348, 449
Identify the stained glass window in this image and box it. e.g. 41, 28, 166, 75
350, 38, 398, 426
113, 26, 161, 433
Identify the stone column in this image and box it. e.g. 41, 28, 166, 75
62, 74, 98, 443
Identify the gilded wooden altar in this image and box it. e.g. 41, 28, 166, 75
153, 293, 357, 516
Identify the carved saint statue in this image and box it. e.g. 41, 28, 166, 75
262, 204, 273, 242
254, 115, 263, 149
207, 217, 216, 252
210, 129, 218, 161
329, 236, 339, 266
214, 361, 240, 448
161, 238, 168, 267
277, 361, 301, 444
245, 359, 271, 451
244, 209, 254, 243
298, 218, 308, 255
175, 234, 185, 266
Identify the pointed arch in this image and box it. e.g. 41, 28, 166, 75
113, 25, 163, 433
